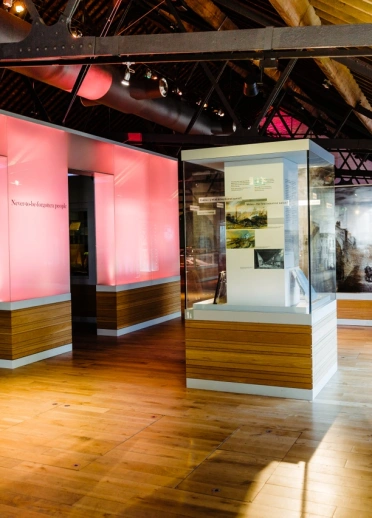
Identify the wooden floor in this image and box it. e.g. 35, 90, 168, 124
0, 321, 371, 517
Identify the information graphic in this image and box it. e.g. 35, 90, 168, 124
225, 158, 300, 307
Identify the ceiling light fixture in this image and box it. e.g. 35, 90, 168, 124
121, 62, 135, 87
71, 29, 82, 38
323, 79, 332, 89
14, 0, 24, 12
3, 0, 13, 8
243, 81, 259, 97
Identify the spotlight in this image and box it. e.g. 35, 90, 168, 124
121, 62, 135, 87
121, 70, 131, 86
322, 79, 332, 89
3, 0, 13, 8
159, 78, 168, 97
243, 81, 259, 97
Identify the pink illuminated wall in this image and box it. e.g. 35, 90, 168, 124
113, 146, 179, 285
94, 173, 116, 285
0, 113, 179, 300
6, 118, 70, 301
145, 152, 180, 280
0, 156, 10, 301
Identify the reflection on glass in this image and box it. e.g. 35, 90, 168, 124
183, 163, 225, 308
335, 184, 372, 293
183, 148, 336, 314
308, 156, 336, 310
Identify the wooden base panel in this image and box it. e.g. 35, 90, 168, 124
337, 299, 372, 320
186, 310, 337, 398
186, 319, 313, 390
0, 301, 72, 361
97, 281, 181, 331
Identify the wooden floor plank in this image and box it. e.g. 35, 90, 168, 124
0, 321, 370, 517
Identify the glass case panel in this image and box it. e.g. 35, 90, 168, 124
183, 163, 225, 309
183, 142, 336, 315
308, 150, 336, 311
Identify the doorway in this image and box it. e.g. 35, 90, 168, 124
68, 172, 97, 323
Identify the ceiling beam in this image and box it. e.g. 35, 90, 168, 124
124, 133, 372, 150
2, 18, 372, 65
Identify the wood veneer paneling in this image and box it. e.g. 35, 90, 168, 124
0, 301, 72, 360
185, 320, 314, 389
97, 281, 181, 331
337, 299, 372, 320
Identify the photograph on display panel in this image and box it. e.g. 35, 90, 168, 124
226, 199, 267, 229
226, 229, 255, 249
335, 185, 372, 292
254, 249, 284, 269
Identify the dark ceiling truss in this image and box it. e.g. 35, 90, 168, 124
334, 57, 372, 82
336, 150, 372, 173
213, 0, 284, 28
250, 58, 297, 133
3, 11, 372, 66
336, 175, 372, 185
162, 0, 238, 133
162, 0, 241, 137
21, 75, 51, 122
124, 133, 372, 155
184, 61, 228, 134
287, 90, 372, 138
62, 0, 125, 124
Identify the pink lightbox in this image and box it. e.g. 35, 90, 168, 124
6, 117, 70, 301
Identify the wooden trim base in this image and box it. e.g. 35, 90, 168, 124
0, 300, 72, 362
0, 344, 72, 369
97, 311, 181, 336
96, 280, 181, 332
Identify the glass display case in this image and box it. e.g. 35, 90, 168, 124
182, 140, 336, 315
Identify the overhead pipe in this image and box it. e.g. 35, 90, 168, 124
0, 10, 234, 135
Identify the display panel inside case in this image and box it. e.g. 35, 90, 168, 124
183, 142, 336, 314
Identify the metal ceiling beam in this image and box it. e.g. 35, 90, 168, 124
124, 133, 372, 150
2, 19, 372, 65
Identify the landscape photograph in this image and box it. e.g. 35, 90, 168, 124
226, 200, 267, 229
226, 229, 255, 249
